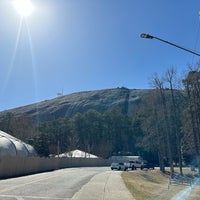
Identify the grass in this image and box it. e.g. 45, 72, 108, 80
122, 168, 200, 200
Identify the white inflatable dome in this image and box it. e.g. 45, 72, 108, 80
0, 130, 37, 157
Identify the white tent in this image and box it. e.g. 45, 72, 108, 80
57, 149, 98, 158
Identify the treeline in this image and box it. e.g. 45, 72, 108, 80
0, 67, 199, 174
0, 109, 147, 160
143, 67, 200, 174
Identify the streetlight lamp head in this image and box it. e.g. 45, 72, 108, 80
140, 33, 200, 56
140, 33, 154, 39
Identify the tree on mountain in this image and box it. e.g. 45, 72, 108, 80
37, 117, 71, 155
0, 112, 37, 144
0, 112, 14, 135
34, 132, 50, 157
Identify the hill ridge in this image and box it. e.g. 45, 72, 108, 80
0, 87, 151, 121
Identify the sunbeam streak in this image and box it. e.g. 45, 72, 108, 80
2, 16, 38, 113
1, 18, 23, 94
25, 18, 38, 103
25, 18, 40, 127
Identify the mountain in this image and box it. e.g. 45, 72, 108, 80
0, 87, 151, 121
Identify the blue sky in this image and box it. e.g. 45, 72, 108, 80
0, 0, 200, 111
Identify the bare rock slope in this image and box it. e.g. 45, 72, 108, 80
0, 88, 150, 121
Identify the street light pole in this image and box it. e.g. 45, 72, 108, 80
140, 33, 200, 57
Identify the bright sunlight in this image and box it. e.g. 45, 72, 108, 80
13, 0, 33, 17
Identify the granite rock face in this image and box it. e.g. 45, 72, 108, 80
0, 88, 151, 121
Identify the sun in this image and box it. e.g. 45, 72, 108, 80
13, 0, 33, 17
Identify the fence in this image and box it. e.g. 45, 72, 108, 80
0, 156, 111, 179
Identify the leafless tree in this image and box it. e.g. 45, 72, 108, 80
183, 68, 200, 173
151, 73, 174, 174
165, 67, 183, 175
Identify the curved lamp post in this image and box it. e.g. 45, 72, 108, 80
140, 33, 200, 57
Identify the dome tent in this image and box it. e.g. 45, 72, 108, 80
57, 149, 98, 158
0, 130, 37, 157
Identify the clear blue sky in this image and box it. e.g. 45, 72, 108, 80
0, 0, 200, 111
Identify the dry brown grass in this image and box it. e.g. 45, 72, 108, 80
122, 168, 200, 200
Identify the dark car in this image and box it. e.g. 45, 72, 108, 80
141, 162, 155, 170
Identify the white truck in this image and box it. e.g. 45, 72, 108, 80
126, 160, 155, 170
109, 156, 147, 170
125, 160, 143, 170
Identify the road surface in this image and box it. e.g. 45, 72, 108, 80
0, 167, 133, 200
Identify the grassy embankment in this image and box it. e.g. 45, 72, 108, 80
122, 168, 200, 200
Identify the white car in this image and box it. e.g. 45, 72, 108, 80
126, 160, 143, 170
110, 162, 127, 171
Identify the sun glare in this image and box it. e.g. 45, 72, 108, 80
13, 0, 33, 17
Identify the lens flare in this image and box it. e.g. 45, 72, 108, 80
13, 0, 33, 17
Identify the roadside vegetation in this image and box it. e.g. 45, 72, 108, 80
122, 168, 200, 200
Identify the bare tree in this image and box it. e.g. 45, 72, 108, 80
183, 68, 200, 173
165, 67, 183, 175
151, 73, 174, 174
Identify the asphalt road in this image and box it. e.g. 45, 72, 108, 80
0, 167, 133, 200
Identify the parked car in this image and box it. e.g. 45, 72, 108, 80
125, 160, 143, 170
140, 161, 155, 170
110, 162, 128, 171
